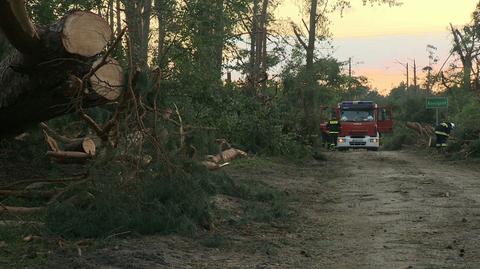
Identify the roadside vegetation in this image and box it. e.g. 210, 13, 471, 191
0, 0, 480, 268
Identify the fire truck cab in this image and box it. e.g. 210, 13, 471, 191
321, 101, 393, 150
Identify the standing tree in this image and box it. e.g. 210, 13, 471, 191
290, 0, 400, 139
123, 0, 153, 70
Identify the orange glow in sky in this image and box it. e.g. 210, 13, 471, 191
276, 0, 477, 91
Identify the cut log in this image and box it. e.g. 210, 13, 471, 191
46, 150, 92, 164
46, 151, 91, 160
64, 138, 96, 156
43, 131, 61, 152
0, 189, 58, 199
202, 161, 230, 170
62, 12, 112, 57
0, 4, 122, 137
207, 148, 247, 163
90, 58, 123, 101
0, 174, 88, 189
202, 161, 219, 170
0, 220, 44, 227
0, 206, 45, 214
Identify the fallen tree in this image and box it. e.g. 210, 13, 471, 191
0, 1, 123, 137
405, 122, 436, 147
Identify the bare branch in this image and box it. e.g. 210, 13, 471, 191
291, 24, 308, 50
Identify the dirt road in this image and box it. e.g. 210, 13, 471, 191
44, 150, 480, 269
286, 150, 480, 269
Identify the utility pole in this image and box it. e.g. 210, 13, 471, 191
413, 59, 417, 88
406, 62, 409, 89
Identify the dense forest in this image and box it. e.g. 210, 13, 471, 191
1, 0, 480, 267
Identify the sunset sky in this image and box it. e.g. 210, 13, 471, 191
276, 0, 477, 93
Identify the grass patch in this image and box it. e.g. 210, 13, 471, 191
200, 234, 230, 248
0, 225, 49, 268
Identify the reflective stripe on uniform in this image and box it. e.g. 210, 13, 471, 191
435, 131, 449, 136
329, 131, 339, 134
329, 120, 339, 124
441, 123, 449, 128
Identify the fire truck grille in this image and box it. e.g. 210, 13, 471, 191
349, 141, 367, 146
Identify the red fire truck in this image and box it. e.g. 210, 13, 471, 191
321, 101, 393, 151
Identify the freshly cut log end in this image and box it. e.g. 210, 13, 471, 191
64, 138, 96, 156
81, 138, 96, 155
62, 11, 113, 57
90, 58, 123, 101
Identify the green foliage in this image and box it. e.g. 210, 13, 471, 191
0, 226, 49, 268
386, 85, 435, 123
45, 162, 218, 238
381, 127, 411, 151
44, 156, 290, 238
26, 0, 103, 24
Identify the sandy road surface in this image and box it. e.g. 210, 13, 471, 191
41, 150, 480, 269
293, 151, 480, 269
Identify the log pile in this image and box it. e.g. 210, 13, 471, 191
0, 1, 124, 137
41, 123, 96, 163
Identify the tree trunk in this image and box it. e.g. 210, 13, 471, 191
248, 0, 259, 96
0, 2, 123, 137
123, 0, 152, 70
261, 25, 268, 92
303, 0, 318, 137
214, 0, 225, 79
306, 0, 318, 72
257, 0, 268, 92
463, 56, 472, 91
155, 0, 166, 68
116, 0, 122, 35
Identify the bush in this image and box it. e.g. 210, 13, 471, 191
44, 157, 290, 239
382, 125, 414, 150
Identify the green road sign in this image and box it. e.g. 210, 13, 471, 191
426, 97, 448, 109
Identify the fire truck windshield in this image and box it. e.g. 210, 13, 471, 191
340, 110, 374, 122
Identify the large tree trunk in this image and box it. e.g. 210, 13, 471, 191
0, 1, 123, 137
123, 0, 152, 70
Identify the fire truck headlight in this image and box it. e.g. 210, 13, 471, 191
338, 138, 345, 143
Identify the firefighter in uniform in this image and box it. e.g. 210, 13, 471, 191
435, 122, 455, 149
327, 115, 341, 150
